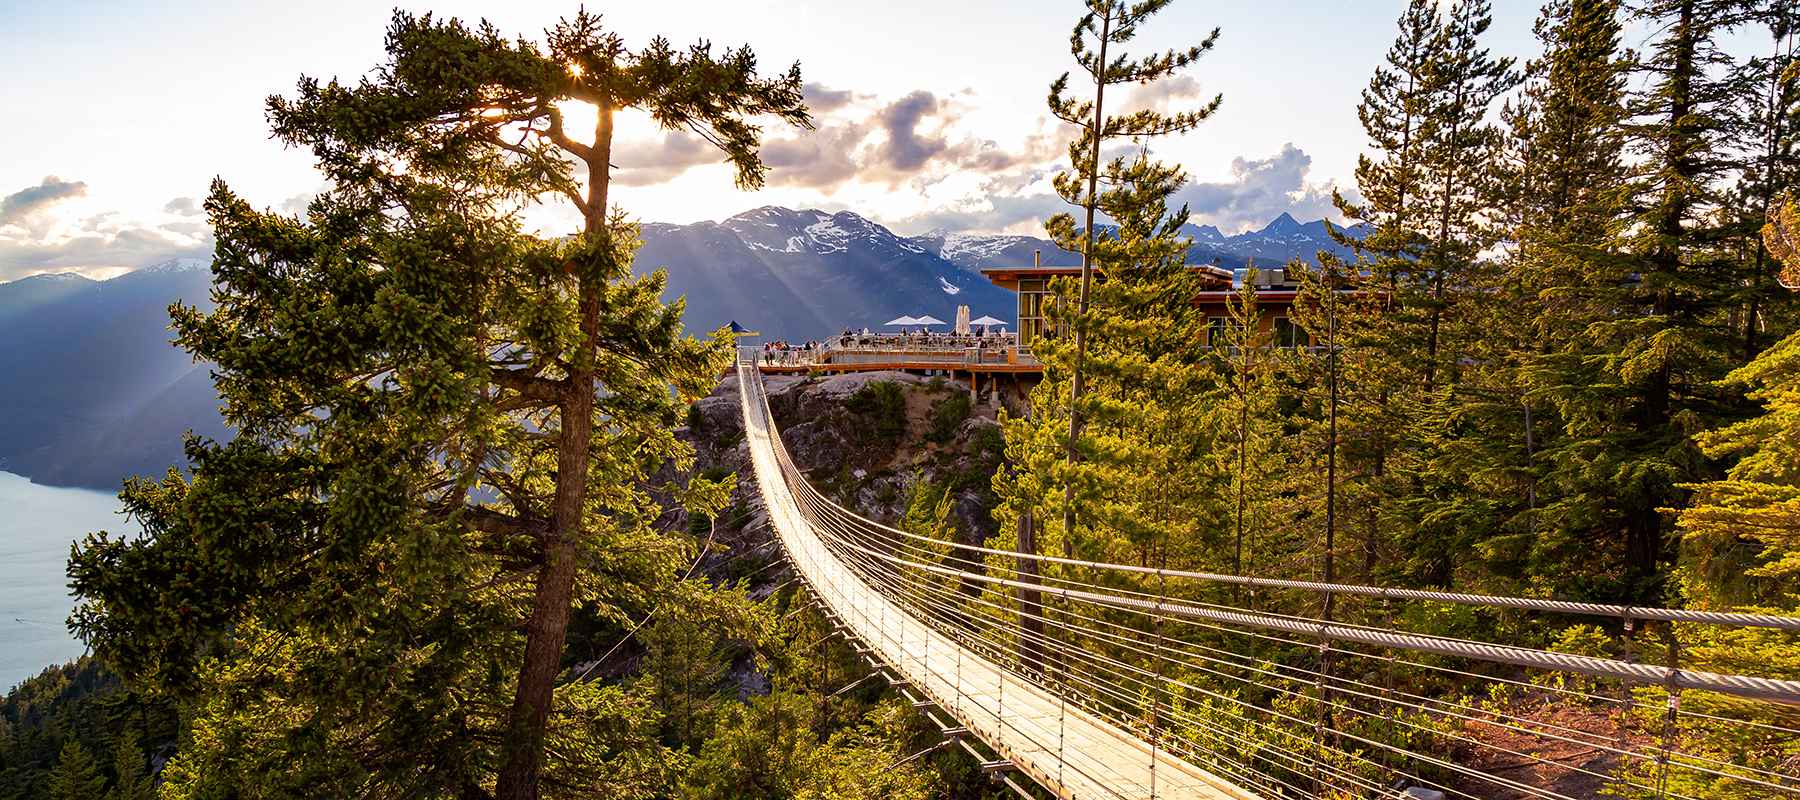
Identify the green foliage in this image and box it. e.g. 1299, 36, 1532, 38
926, 391, 972, 444
845, 381, 906, 445
101, 730, 151, 800
63, 7, 804, 798
0, 658, 176, 800
46, 742, 105, 800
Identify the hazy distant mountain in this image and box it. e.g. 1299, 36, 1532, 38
913, 212, 1367, 273
635, 206, 1018, 342
0, 258, 228, 489
0, 272, 94, 322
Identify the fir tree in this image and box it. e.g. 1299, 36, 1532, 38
46, 741, 105, 800
1493, 0, 1634, 592
1329, 0, 1515, 588
1044, 0, 1221, 542
67, 10, 805, 798
104, 731, 151, 800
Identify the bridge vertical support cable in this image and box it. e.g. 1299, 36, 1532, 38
1655, 628, 1682, 800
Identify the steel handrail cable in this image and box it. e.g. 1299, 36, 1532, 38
813, 525, 1407, 800
798, 490, 1608, 800
789, 483, 1374, 800
827, 541, 1591, 800
800, 494, 1800, 788
787, 479, 1719, 730
742, 366, 1800, 790
788, 443, 1800, 767
825, 520, 1800, 704
810, 515, 1735, 800
757, 425, 1800, 711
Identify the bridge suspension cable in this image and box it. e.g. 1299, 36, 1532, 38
737, 359, 1800, 799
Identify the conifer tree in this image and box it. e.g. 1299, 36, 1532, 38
1534, 0, 1747, 602
1044, 0, 1221, 542
1482, 0, 1633, 591
1722, 8, 1799, 360
105, 731, 152, 800
993, 150, 1215, 679
46, 741, 106, 800
1328, 0, 1445, 586
67, 10, 806, 799
1199, 278, 1294, 584
1328, 0, 1514, 587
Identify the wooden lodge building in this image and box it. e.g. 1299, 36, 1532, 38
977, 256, 1315, 355
753, 253, 1320, 396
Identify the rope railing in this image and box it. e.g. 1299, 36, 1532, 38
735, 358, 1800, 799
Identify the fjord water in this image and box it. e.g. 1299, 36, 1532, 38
0, 470, 128, 690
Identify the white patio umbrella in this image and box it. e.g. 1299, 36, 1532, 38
883, 315, 920, 326
969, 315, 1007, 327
913, 315, 947, 328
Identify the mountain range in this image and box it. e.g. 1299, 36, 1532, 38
0, 258, 228, 490
910, 211, 1365, 275
0, 209, 1359, 490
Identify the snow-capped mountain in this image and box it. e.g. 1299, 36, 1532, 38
634, 207, 1013, 342
139, 255, 212, 274
913, 212, 1367, 273
721, 206, 930, 258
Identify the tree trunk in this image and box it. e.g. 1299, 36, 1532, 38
495, 98, 614, 800
1061, 6, 1112, 557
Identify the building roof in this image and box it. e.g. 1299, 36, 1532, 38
979, 263, 1235, 283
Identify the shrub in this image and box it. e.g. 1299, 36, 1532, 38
926, 392, 972, 444
845, 382, 906, 444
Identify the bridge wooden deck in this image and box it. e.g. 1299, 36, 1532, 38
739, 362, 1256, 800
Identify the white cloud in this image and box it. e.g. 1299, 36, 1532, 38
1175, 144, 1350, 234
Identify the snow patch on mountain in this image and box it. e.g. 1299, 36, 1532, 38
938, 276, 961, 295
937, 233, 1038, 265
141, 257, 211, 274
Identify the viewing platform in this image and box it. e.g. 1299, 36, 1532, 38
753, 332, 1042, 377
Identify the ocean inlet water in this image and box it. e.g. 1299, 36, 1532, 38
0, 470, 131, 691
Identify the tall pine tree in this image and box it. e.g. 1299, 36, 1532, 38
68, 10, 806, 798
1045, 0, 1221, 543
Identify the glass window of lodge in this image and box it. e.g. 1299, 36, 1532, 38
1273, 316, 1308, 348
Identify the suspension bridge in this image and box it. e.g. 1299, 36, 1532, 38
735, 354, 1800, 799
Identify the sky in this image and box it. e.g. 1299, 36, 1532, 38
0, 0, 1600, 281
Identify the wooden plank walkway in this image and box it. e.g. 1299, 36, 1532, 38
738, 363, 1258, 800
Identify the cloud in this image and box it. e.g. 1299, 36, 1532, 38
0, 176, 88, 226
1175, 144, 1346, 234
1117, 75, 1211, 116
163, 196, 201, 216
895, 191, 1067, 236
0, 227, 212, 282
762, 123, 865, 189
872, 91, 948, 173
613, 133, 722, 187
802, 82, 856, 114
0, 178, 212, 281
758, 90, 1061, 190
